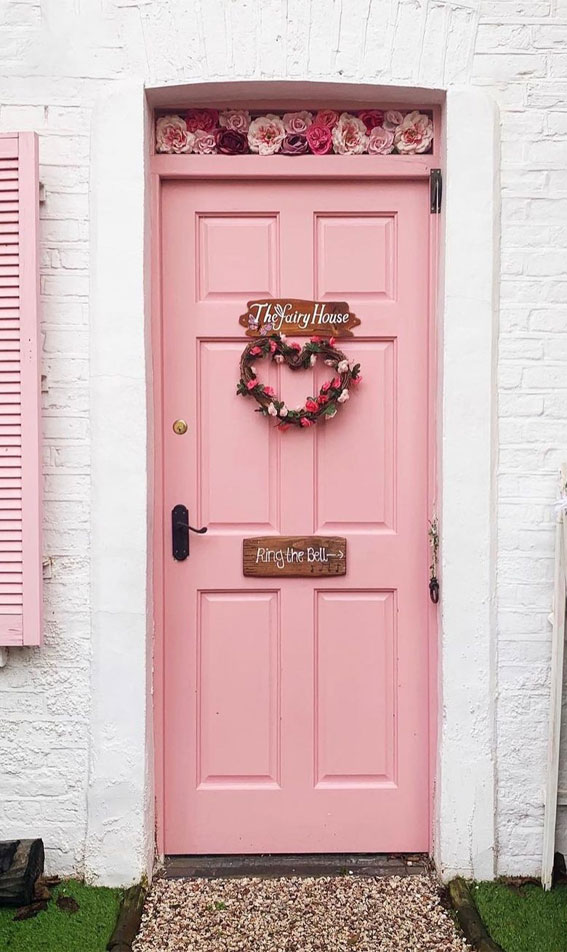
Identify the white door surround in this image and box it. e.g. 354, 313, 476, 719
88, 79, 499, 885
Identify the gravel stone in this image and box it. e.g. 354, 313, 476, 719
133, 874, 471, 951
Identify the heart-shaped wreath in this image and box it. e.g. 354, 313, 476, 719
237, 333, 362, 429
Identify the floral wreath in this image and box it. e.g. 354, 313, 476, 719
237, 334, 362, 429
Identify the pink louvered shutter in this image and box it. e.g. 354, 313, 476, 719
0, 133, 41, 646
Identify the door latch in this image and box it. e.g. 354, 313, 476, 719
172, 504, 207, 561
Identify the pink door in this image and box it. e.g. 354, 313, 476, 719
161, 174, 431, 854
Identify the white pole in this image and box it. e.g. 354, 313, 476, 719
542, 465, 567, 890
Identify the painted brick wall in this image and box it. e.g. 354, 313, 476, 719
0, 0, 565, 878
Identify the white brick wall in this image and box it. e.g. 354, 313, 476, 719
0, 0, 566, 878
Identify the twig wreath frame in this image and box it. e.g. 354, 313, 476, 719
237, 333, 362, 429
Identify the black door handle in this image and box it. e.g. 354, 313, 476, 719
172, 505, 208, 561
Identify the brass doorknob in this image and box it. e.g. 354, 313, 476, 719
173, 419, 188, 435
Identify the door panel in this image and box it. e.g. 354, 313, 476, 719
161, 176, 431, 854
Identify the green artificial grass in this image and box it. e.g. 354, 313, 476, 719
473, 880, 567, 952
0, 879, 122, 952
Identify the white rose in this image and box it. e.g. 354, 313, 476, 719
332, 112, 369, 155
310, 354, 317, 366
337, 360, 349, 373
279, 405, 288, 417
248, 114, 286, 155
267, 403, 278, 416
337, 389, 349, 403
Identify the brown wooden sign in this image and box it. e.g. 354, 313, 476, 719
239, 299, 361, 338
243, 536, 347, 578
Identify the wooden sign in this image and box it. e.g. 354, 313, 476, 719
243, 536, 347, 578
239, 299, 361, 338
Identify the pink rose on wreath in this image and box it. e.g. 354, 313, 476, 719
193, 130, 217, 154
216, 129, 248, 154
300, 417, 315, 427
219, 109, 251, 133
246, 379, 257, 390
313, 109, 340, 129
283, 111, 313, 134
280, 134, 310, 155
383, 110, 404, 131
367, 126, 395, 155
249, 346, 262, 355
185, 108, 219, 133
306, 123, 333, 155
358, 109, 385, 133
156, 115, 194, 154
305, 399, 319, 413
332, 112, 369, 155
394, 111, 434, 154
247, 114, 286, 155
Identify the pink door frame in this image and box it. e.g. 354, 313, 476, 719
150, 120, 441, 856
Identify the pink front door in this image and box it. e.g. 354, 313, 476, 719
160, 173, 431, 854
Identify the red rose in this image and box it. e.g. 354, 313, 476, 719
185, 108, 219, 133
216, 129, 248, 155
358, 109, 385, 133
306, 123, 333, 155
305, 399, 319, 412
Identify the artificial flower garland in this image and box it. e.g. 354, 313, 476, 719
156, 108, 434, 156
237, 334, 362, 429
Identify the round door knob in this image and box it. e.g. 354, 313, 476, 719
173, 419, 188, 435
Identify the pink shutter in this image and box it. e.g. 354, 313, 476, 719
0, 133, 41, 646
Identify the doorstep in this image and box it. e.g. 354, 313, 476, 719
163, 853, 429, 879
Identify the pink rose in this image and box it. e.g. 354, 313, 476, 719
318, 394, 329, 405
269, 340, 277, 352
193, 130, 217, 154
247, 114, 286, 155
352, 375, 363, 385
219, 109, 251, 133
246, 379, 257, 390
358, 109, 385, 133
305, 399, 319, 412
278, 423, 291, 431
321, 380, 331, 392
383, 110, 404, 131
313, 109, 340, 129
263, 386, 275, 397
300, 417, 315, 427
283, 111, 313, 134
185, 108, 219, 133
367, 126, 395, 155
331, 376, 341, 388
332, 112, 369, 155
156, 115, 194, 154
249, 346, 262, 355
394, 111, 434, 154
280, 134, 309, 155
290, 342, 301, 351
310, 336, 321, 343
306, 124, 333, 155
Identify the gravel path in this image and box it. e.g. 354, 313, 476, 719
133, 874, 471, 952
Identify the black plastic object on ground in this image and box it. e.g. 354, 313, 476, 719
0, 839, 44, 907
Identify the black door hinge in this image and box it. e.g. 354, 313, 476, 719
430, 169, 442, 214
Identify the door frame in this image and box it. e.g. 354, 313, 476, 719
150, 124, 442, 858
88, 80, 498, 883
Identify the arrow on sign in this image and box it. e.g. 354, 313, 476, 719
327, 550, 344, 559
